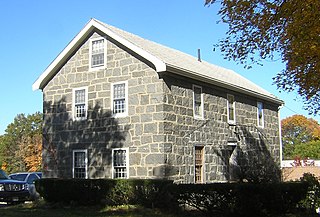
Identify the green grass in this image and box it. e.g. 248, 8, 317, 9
0, 203, 179, 217
1, 202, 318, 217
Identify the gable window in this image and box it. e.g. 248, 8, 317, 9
111, 81, 128, 117
112, 148, 128, 179
257, 101, 264, 127
193, 85, 203, 119
195, 146, 204, 183
90, 38, 106, 69
227, 94, 236, 124
73, 150, 88, 179
73, 87, 88, 120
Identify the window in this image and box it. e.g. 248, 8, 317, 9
111, 81, 128, 117
257, 101, 264, 128
195, 146, 204, 183
112, 148, 128, 179
89, 38, 106, 69
193, 85, 203, 119
73, 150, 88, 179
73, 87, 88, 120
227, 94, 236, 124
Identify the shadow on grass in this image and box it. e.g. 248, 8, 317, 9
1, 202, 318, 217
0, 203, 181, 217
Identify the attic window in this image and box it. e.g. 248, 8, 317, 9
193, 85, 203, 119
227, 94, 236, 124
90, 38, 105, 69
257, 101, 264, 128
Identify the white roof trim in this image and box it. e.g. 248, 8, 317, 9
32, 19, 166, 90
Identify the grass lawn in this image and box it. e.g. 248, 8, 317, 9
1, 202, 318, 217
0, 202, 179, 217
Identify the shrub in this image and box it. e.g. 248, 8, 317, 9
35, 178, 173, 208
170, 183, 236, 216
299, 173, 320, 212
35, 178, 116, 205
171, 182, 309, 216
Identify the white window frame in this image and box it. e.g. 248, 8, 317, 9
72, 149, 88, 179
89, 37, 107, 70
257, 101, 264, 128
112, 148, 129, 179
227, 94, 236, 124
193, 84, 204, 119
72, 87, 88, 121
111, 81, 128, 118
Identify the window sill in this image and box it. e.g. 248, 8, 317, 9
89, 65, 105, 71
112, 113, 128, 118
228, 121, 236, 126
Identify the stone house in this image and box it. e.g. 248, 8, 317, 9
33, 18, 283, 183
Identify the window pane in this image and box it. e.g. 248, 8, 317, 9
228, 95, 235, 122
113, 83, 126, 114
91, 39, 104, 67
74, 89, 86, 119
113, 149, 127, 179
113, 150, 126, 166
75, 89, 85, 104
258, 102, 264, 126
114, 83, 125, 99
193, 86, 202, 117
74, 151, 86, 179
92, 53, 104, 66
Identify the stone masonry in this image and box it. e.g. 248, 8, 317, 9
42, 31, 281, 183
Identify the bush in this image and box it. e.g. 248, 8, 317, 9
36, 178, 311, 215
299, 173, 320, 212
171, 182, 309, 216
35, 178, 173, 208
35, 178, 116, 205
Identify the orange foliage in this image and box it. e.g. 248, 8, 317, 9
17, 134, 42, 172
281, 114, 320, 141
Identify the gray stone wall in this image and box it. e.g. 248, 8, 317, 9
42, 31, 281, 183
159, 74, 281, 183
42, 32, 167, 179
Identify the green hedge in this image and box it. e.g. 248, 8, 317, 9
36, 178, 310, 215
171, 182, 309, 216
35, 178, 116, 205
35, 178, 173, 207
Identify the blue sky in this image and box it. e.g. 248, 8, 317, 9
0, 0, 318, 135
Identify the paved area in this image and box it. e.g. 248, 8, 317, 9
282, 166, 320, 181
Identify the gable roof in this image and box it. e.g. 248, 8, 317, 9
33, 18, 283, 105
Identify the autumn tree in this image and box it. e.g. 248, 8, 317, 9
205, 0, 320, 115
281, 114, 320, 159
0, 112, 42, 173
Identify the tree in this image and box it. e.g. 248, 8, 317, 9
205, 0, 320, 115
281, 114, 320, 159
0, 112, 42, 173
292, 140, 320, 159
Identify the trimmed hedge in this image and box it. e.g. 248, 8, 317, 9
35, 178, 116, 205
36, 178, 310, 215
35, 178, 173, 207
171, 182, 309, 216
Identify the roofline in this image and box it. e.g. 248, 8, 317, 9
32, 18, 166, 91
166, 64, 284, 105
32, 19, 283, 106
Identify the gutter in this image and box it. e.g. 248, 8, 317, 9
166, 64, 284, 105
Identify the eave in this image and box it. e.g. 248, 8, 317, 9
32, 18, 166, 91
